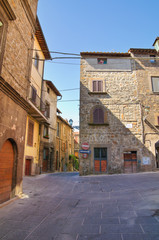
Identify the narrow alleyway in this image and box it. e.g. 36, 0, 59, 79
0, 172, 159, 240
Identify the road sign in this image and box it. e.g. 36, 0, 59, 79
81, 142, 89, 150
79, 150, 91, 154
82, 153, 88, 159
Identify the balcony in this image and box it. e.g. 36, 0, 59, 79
27, 85, 48, 122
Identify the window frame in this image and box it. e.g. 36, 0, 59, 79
92, 80, 103, 92
151, 76, 159, 93
93, 107, 104, 124
34, 52, 39, 70
43, 125, 49, 138
27, 120, 34, 146
57, 122, 60, 137
45, 102, 50, 118
0, 12, 8, 75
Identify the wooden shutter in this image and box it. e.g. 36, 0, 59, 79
98, 81, 103, 92
93, 81, 97, 92
93, 108, 104, 124
92, 81, 103, 92
27, 121, 34, 146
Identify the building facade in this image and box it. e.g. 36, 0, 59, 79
39, 80, 61, 172
56, 115, 74, 171
24, 17, 51, 176
0, 0, 38, 203
80, 46, 159, 175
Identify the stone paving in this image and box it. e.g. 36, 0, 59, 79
0, 172, 159, 240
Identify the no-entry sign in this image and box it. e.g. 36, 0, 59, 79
81, 142, 89, 150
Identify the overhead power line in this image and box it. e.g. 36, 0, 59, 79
30, 49, 80, 56
59, 88, 79, 92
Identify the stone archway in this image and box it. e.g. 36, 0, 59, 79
155, 141, 159, 169
0, 139, 17, 203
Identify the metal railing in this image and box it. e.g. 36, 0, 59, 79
28, 85, 47, 117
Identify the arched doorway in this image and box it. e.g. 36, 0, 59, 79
0, 139, 15, 203
155, 141, 159, 169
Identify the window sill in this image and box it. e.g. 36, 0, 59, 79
88, 92, 107, 95
88, 123, 109, 126
43, 136, 49, 139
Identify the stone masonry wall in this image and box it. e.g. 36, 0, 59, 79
80, 56, 156, 175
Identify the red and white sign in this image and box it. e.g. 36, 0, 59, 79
82, 153, 88, 159
81, 142, 89, 150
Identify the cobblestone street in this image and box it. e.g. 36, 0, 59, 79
0, 172, 159, 240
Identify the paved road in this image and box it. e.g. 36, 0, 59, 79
0, 172, 159, 240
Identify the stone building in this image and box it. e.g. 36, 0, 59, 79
80, 45, 159, 175
56, 115, 74, 171
24, 17, 51, 176
0, 0, 38, 203
39, 80, 61, 172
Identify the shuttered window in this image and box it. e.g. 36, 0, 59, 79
92, 81, 103, 92
152, 77, 159, 92
34, 52, 39, 69
31, 86, 37, 103
27, 121, 34, 146
93, 108, 104, 124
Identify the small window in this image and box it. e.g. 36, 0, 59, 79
47, 87, 50, 93
92, 80, 103, 92
43, 125, 49, 138
157, 116, 159, 126
151, 77, 159, 92
57, 122, 60, 137
34, 52, 39, 69
93, 107, 104, 124
43, 148, 49, 160
31, 86, 37, 103
150, 55, 156, 63
0, 20, 4, 46
27, 120, 34, 146
45, 103, 50, 118
98, 58, 107, 64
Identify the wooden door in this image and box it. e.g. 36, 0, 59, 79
25, 159, 31, 176
94, 148, 107, 173
0, 140, 14, 204
124, 152, 137, 173
42, 148, 49, 172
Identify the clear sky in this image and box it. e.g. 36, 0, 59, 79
37, 0, 159, 126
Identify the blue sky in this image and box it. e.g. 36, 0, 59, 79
37, 0, 159, 126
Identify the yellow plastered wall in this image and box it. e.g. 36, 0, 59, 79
30, 37, 45, 97
24, 115, 40, 165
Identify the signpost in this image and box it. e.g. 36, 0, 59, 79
81, 142, 89, 150
79, 150, 91, 154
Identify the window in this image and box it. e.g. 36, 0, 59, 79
0, 21, 4, 46
34, 52, 39, 69
0, 17, 7, 74
47, 87, 50, 93
157, 116, 159, 126
27, 120, 34, 146
151, 77, 159, 92
92, 80, 103, 92
98, 58, 107, 64
43, 148, 49, 160
93, 107, 104, 124
31, 86, 37, 103
57, 122, 60, 137
45, 103, 50, 118
43, 125, 49, 138
150, 55, 156, 63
